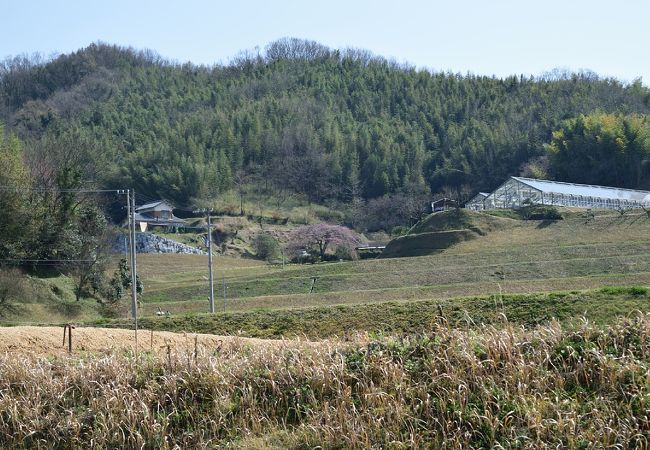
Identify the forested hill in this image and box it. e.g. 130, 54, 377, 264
2, 38, 650, 206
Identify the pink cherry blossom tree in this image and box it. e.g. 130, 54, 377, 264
286, 224, 362, 261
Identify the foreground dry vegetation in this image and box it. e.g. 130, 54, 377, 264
1, 315, 649, 448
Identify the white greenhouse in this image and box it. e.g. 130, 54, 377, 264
465, 192, 490, 210
476, 177, 650, 210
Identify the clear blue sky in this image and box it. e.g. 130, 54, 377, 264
3, 0, 649, 84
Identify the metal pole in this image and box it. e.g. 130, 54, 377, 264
207, 213, 215, 313
130, 191, 138, 355
222, 271, 227, 313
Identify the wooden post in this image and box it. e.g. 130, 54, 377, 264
62, 324, 75, 353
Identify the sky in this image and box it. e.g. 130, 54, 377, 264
2, 0, 649, 84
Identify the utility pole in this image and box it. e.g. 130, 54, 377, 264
130, 191, 139, 355
120, 189, 137, 320
207, 212, 215, 313
118, 188, 139, 356
222, 271, 227, 313
130, 191, 138, 320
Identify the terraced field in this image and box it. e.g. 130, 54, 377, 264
136, 211, 650, 317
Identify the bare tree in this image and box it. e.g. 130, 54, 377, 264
233, 169, 249, 216
641, 205, 650, 218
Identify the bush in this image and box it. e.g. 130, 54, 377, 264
0, 268, 24, 317
519, 206, 563, 220
253, 233, 280, 261
600, 286, 649, 297
334, 245, 358, 261
390, 225, 410, 237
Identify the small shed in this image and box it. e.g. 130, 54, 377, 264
431, 198, 458, 212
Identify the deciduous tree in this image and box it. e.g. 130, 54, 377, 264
286, 224, 361, 261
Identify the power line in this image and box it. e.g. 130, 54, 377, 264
133, 191, 160, 204
0, 186, 125, 193
0, 259, 97, 263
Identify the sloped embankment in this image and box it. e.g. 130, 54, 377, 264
381, 209, 515, 258
112, 232, 206, 255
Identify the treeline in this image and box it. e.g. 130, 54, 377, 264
0, 124, 133, 302
2, 38, 650, 208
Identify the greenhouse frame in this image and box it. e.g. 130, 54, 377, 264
465, 192, 490, 210
476, 177, 650, 210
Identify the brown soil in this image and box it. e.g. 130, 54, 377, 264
0, 326, 314, 356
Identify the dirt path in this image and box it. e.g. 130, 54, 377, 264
0, 326, 315, 356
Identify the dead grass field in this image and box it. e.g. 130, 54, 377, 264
0, 326, 320, 356
1, 315, 648, 448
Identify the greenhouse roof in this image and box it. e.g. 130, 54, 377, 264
512, 177, 650, 203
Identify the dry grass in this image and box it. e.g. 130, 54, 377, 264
1, 314, 649, 448
0, 326, 319, 356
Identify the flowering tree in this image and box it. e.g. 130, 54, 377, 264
286, 224, 362, 261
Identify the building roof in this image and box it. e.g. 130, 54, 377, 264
469, 192, 489, 200
512, 177, 650, 203
133, 212, 185, 224
136, 200, 173, 212
432, 197, 457, 204
466, 193, 489, 205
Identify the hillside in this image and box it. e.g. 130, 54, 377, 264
380, 209, 515, 257
2, 39, 650, 209
119, 210, 650, 336
4, 209, 650, 337
409, 208, 515, 234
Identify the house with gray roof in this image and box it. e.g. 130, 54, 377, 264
134, 200, 185, 228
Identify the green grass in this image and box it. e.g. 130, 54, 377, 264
409, 208, 516, 234
98, 286, 650, 338
381, 229, 478, 257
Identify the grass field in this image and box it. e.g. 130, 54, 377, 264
2, 313, 648, 448
3, 209, 650, 448
98, 287, 650, 339
4, 210, 650, 333
130, 211, 650, 318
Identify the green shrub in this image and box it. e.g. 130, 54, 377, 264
390, 225, 410, 237
519, 206, 563, 220
600, 286, 649, 297
334, 245, 358, 261
252, 233, 280, 261
0, 268, 23, 317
